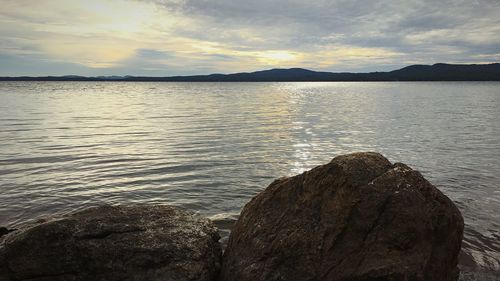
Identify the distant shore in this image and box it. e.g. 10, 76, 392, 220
1, 63, 499, 82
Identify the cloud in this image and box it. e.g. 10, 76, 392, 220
0, 0, 499, 75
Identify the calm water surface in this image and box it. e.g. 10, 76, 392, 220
0, 82, 499, 277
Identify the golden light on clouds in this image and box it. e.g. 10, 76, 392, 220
308, 47, 403, 68
0, 0, 404, 73
39, 36, 139, 68
257, 51, 299, 65
1, 0, 498, 75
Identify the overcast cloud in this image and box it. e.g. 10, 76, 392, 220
0, 0, 499, 76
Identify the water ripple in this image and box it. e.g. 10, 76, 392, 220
0, 81, 499, 276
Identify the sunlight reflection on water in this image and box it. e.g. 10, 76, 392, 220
0, 81, 499, 276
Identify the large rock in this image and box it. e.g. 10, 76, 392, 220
220, 152, 464, 281
0, 205, 221, 281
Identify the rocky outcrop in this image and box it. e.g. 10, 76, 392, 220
220, 152, 464, 281
0, 152, 466, 281
0, 205, 221, 281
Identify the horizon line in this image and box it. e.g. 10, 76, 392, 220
0, 62, 499, 82
0, 62, 498, 78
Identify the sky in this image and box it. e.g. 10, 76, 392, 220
0, 0, 499, 76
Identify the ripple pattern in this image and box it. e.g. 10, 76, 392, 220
0, 81, 499, 275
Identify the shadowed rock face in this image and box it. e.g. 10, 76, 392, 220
0, 228, 14, 239
220, 152, 464, 281
0, 205, 221, 281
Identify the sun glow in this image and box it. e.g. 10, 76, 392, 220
0, 0, 403, 73
258, 51, 298, 64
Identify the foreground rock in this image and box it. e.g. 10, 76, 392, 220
0, 205, 221, 281
220, 152, 464, 281
0, 227, 14, 239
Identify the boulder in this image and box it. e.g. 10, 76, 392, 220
220, 152, 464, 281
0, 205, 221, 281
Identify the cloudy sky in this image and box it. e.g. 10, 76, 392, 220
1, 0, 499, 76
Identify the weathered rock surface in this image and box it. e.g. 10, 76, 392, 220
0, 205, 221, 281
220, 152, 464, 281
0, 228, 14, 239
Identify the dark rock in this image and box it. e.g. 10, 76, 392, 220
220, 152, 464, 281
0, 228, 14, 239
0, 205, 221, 281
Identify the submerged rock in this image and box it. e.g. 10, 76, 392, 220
0, 205, 221, 281
220, 152, 464, 281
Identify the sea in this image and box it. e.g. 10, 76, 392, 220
0, 81, 498, 279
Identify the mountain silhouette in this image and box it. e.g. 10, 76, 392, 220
1, 63, 499, 81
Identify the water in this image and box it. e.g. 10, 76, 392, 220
0, 81, 499, 278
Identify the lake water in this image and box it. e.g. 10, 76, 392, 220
0, 81, 499, 278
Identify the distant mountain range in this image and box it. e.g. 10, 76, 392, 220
1, 63, 499, 81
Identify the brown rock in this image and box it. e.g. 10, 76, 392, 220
220, 152, 464, 281
0, 205, 221, 281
